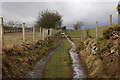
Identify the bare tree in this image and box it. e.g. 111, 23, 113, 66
73, 21, 84, 30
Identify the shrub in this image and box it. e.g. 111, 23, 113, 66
84, 28, 92, 39
102, 25, 120, 39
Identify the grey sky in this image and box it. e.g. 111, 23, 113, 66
1, 0, 120, 29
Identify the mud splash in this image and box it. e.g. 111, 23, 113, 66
65, 35, 87, 78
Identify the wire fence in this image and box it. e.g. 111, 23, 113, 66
0, 17, 61, 47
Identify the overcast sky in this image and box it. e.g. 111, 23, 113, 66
1, 0, 120, 29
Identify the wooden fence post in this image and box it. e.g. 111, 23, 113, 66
33, 25, 35, 41
42, 28, 45, 40
110, 14, 112, 25
44, 28, 47, 39
0, 17, 4, 48
50, 28, 52, 36
44, 28, 46, 40
0, 17, 2, 80
40, 27, 41, 39
96, 21, 98, 39
22, 23, 25, 42
84, 27, 86, 39
46, 28, 48, 40
41, 28, 43, 40
118, 14, 120, 25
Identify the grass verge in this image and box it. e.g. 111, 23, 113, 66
44, 38, 72, 78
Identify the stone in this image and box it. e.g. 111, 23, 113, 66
111, 49, 115, 54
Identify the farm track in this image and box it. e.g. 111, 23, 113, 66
25, 34, 87, 78
25, 36, 63, 78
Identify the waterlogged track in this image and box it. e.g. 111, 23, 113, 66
26, 34, 86, 78
65, 35, 87, 78
26, 38, 62, 78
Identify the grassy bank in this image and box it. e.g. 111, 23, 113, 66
44, 38, 72, 78
67, 25, 119, 78
2, 34, 60, 78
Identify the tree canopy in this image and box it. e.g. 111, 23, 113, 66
36, 9, 62, 29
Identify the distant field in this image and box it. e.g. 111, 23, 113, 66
67, 26, 109, 47
4, 32, 41, 46
68, 26, 108, 38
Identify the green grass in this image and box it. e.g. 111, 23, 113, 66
67, 26, 108, 47
68, 26, 108, 38
44, 38, 72, 78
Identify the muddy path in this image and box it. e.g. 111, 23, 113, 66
65, 35, 87, 78
26, 36, 63, 78
26, 34, 87, 78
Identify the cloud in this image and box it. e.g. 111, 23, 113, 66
2, 0, 120, 2
2, 1, 119, 29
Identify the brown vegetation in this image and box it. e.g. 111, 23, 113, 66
75, 25, 120, 78
2, 34, 60, 78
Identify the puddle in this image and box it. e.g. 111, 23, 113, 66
65, 35, 87, 78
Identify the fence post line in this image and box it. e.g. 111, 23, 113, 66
22, 23, 25, 42
110, 14, 112, 25
33, 25, 35, 41
0, 17, 4, 47
96, 21, 98, 39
